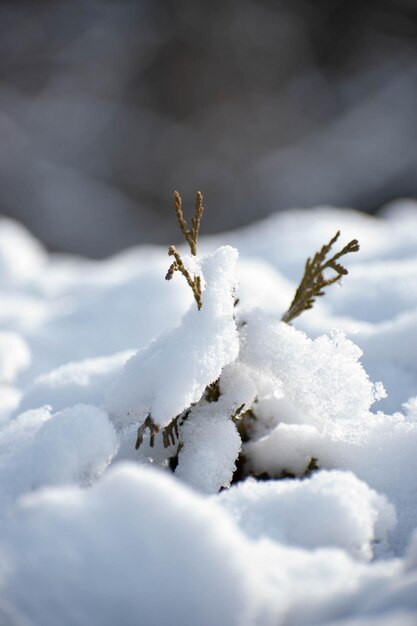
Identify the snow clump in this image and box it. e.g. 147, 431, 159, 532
106, 246, 239, 429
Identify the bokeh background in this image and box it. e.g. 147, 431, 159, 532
0, 0, 416, 257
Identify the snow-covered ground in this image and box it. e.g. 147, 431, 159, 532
0, 201, 417, 626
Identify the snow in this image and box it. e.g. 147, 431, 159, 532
19, 350, 134, 413
217, 470, 396, 561
175, 403, 242, 493
0, 405, 118, 507
0, 332, 31, 383
105, 245, 239, 428
239, 314, 385, 427
0, 203, 417, 623
0, 218, 46, 285
0, 463, 415, 626
0, 464, 259, 626
175, 362, 256, 492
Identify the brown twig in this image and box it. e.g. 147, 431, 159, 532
135, 415, 160, 449
166, 245, 202, 309
162, 414, 181, 448
282, 231, 359, 324
166, 191, 204, 310
135, 409, 190, 451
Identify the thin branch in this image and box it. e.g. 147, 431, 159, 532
282, 231, 359, 324
135, 409, 190, 451
190, 191, 204, 255
166, 245, 202, 310
162, 411, 188, 448
166, 191, 204, 310
135, 415, 160, 449
173, 190, 204, 256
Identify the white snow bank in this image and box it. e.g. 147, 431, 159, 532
19, 350, 134, 413
0, 206, 416, 624
246, 407, 417, 554
217, 470, 396, 561
323, 257, 417, 323
0, 386, 21, 425
7, 247, 191, 381
106, 246, 239, 428
0, 464, 260, 626
357, 310, 417, 413
0, 464, 415, 626
0, 404, 118, 508
0, 332, 31, 383
221, 203, 417, 277
0, 218, 46, 285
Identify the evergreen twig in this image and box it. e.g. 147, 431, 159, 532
165, 191, 204, 310
135, 415, 160, 449
282, 231, 359, 324
135, 410, 190, 450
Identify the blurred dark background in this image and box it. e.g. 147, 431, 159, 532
0, 0, 416, 257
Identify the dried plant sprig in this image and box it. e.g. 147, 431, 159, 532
282, 231, 359, 324
165, 191, 204, 310
162, 417, 180, 448
135, 415, 160, 449
135, 408, 190, 451
172, 190, 204, 256
166, 245, 202, 309
205, 379, 220, 402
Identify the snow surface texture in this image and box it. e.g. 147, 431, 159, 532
217, 470, 396, 562
105, 245, 239, 428
0, 203, 416, 624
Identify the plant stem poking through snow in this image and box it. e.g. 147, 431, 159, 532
165, 191, 204, 310
282, 231, 360, 324
134, 410, 186, 450
135, 415, 160, 449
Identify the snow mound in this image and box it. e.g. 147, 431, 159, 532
174, 362, 256, 493
240, 312, 384, 429
0, 404, 118, 507
176, 408, 242, 494
19, 350, 134, 413
0, 464, 259, 626
0, 206, 416, 624
106, 246, 239, 428
217, 470, 396, 561
0, 464, 415, 626
0, 218, 46, 285
0, 332, 31, 383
